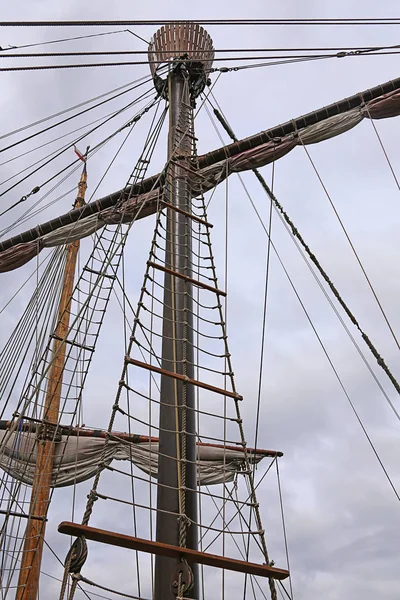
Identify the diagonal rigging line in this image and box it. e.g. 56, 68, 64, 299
276, 460, 294, 600
202, 95, 400, 505
7, 91, 169, 506
202, 457, 278, 553
0, 247, 55, 314
0, 74, 150, 140
299, 138, 400, 354
0, 28, 134, 54
208, 100, 400, 398
0, 67, 168, 172
0, 85, 155, 177
0, 73, 154, 153
0, 91, 157, 217
277, 582, 293, 600
0, 90, 157, 229
236, 169, 400, 504
0, 100, 166, 516
200, 96, 278, 598
235, 172, 400, 420
0, 84, 156, 199
256, 169, 400, 396
364, 105, 400, 194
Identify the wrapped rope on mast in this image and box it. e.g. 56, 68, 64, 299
16, 153, 88, 600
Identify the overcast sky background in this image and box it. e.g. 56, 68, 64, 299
1, 1, 400, 599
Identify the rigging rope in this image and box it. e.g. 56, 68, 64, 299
276, 461, 294, 600
297, 137, 400, 354
0, 100, 167, 596
0, 90, 157, 216
57, 99, 168, 600
3, 18, 400, 26
57, 72, 284, 600
0, 75, 150, 141
0, 29, 132, 53
0, 75, 154, 154
191, 129, 279, 600
207, 101, 400, 398
4, 44, 400, 57
233, 151, 400, 505
1, 50, 398, 72
71, 573, 151, 600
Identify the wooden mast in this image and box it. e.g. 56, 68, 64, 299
16, 158, 88, 600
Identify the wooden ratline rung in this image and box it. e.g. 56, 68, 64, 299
0, 509, 46, 522
148, 261, 225, 296
174, 126, 198, 141
58, 522, 289, 581
180, 100, 195, 110
169, 158, 210, 181
83, 266, 116, 280
159, 198, 213, 227
50, 334, 94, 353
125, 357, 243, 400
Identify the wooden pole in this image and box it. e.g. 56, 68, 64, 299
16, 165, 87, 600
58, 522, 290, 581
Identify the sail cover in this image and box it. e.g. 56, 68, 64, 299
0, 431, 265, 487
1, 87, 400, 273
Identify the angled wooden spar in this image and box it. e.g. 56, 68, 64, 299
16, 160, 88, 600
1, 73, 400, 254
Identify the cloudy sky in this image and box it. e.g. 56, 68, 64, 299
1, 2, 400, 599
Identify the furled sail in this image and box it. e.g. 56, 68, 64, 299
0, 429, 275, 487
1, 85, 400, 273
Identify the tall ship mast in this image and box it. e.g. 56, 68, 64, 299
0, 17, 399, 600
16, 156, 88, 600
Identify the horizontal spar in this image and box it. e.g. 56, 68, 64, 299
199, 74, 400, 167
0, 420, 282, 457
58, 522, 289, 580
1, 73, 400, 254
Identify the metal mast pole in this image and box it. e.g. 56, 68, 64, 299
148, 24, 214, 600
16, 162, 88, 600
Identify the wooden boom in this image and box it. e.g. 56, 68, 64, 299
58, 522, 290, 580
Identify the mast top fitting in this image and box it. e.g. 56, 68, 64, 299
148, 23, 214, 100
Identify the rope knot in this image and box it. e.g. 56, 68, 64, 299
87, 490, 98, 502
178, 514, 192, 528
